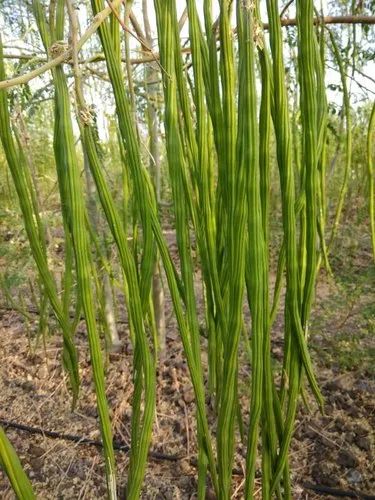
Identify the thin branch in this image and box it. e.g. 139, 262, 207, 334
66, 0, 85, 107
1, 53, 45, 61
0, 0, 123, 90
105, 0, 167, 76
0, 418, 180, 462
303, 482, 375, 500
326, 63, 375, 96
280, 0, 294, 18
178, 7, 188, 32
142, 0, 152, 42
106, 0, 147, 48
271, 14, 375, 28
118, 15, 375, 64
1, 14, 374, 88
129, 11, 148, 47
1, 44, 44, 54
352, 65, 375, 87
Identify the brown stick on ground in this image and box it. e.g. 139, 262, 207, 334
303, 482, 375, 500
0, 418, 180, 462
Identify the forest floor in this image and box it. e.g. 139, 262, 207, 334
0, 229, 374, 499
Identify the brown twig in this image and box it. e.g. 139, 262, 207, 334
0, 418, 180, 462
0, 304, 129, 325
0, 0, 123, 90
303, 482, 375, 499
2, 15, 374, 77
105, 0, 167, 76
280, 0, 294, 18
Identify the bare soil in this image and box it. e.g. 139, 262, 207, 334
0, 240, 374, 499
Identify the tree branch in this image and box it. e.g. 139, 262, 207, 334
268, 14, 375, 28
0, 0, 123, 90
1, 14, 374, 88
0, 418, 180, 462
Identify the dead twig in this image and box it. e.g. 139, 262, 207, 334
0, 418, 180, 462
303, 482, 375, 499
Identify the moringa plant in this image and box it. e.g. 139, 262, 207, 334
0, 0, 374, 499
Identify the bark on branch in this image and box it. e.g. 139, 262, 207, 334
0, 418, 180, 462
271, 14, 375, 28
0, 0, 123, 90
1, 15, 374, 89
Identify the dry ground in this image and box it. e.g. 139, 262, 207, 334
0, 234, 374, 499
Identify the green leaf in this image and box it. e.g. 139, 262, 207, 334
0, 427, 36, 500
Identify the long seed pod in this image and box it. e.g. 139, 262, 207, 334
367, 101, 375, 261
32, 0, 78, 331
0, 37, 80, 405
298, 0, 318, 330
31, 1, 117, 496
270, 3, 323, 494
237, 3, 266, 497
153, 2, 218, 495
326, 29, 352, 252
214, 1, 249, 495
253, 2, 284, 496
265, 0, 322, 405
90, 0, 219, 494
266, 0, 323, 494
